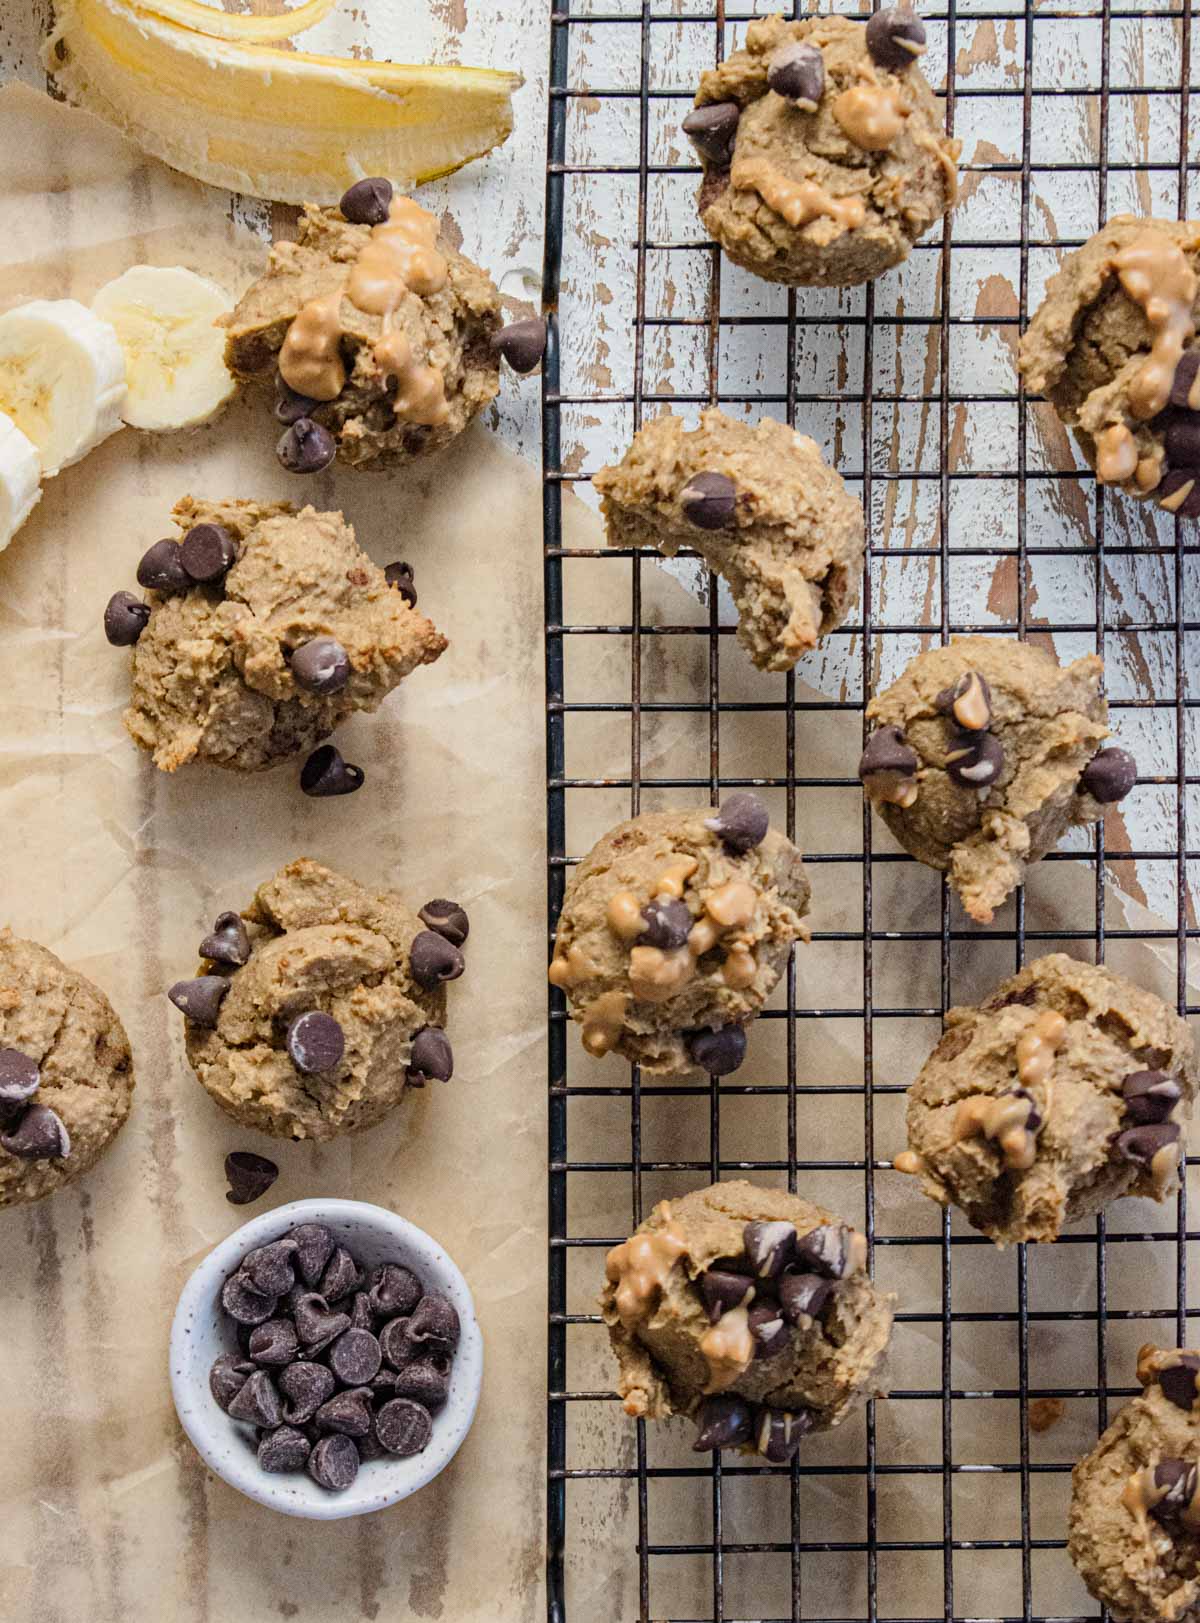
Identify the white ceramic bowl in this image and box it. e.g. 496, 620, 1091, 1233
170, 1198, 483, 1519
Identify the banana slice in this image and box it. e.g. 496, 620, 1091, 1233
0, 300, 126, 475
92, 266, 236, 432
0, 411, 42, 552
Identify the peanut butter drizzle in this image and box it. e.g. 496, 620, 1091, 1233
705, 880, 757, 929
699, 1302, 755, 1393
655, 857, 698, 899
954, 1092, 1039, 1171
606, 891, 647, 941
950, 671, 990, 731
913, 130, 961, 204
278, 289, 346, 402
605, 1212, 688, 1327
688, 915, 722, 957
893, 1149, 925, 1175
348, 196, 448, 310
833, 84, 906, 151
373, 330, 449, 427
721, 943, 757, 990
873, 774, 918, 809
1136, 449, 1165, 492
731, 157, 866, 236
580, 990, 628, 1057
628, 945, 694, 1003
1122, 1466, 1170, 1535
1095, 422, 1139, 485
606, 859, 762, 1008
1150, 1138, 1182, 1198
547, 942, 599, 990
1114, 232, 1198, 420
1161, 476, 1196, 515
1016, 1009, 1067, 1087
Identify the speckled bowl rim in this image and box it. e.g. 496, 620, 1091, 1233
169, 1197, 483, 1520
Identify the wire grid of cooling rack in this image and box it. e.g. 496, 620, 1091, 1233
541, 1, 1198, 1618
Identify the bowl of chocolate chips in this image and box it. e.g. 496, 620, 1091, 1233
170, 1199, 483, 1518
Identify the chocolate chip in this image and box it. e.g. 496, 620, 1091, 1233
315, 1388, 374, 1437
300, 743, 363, 798
349, 1291, 375, 1331
1158, 468, 1200, 518
858, 725, 918, 790
368, 1262, 423, 1319
291, 1222, 336, 1286
0, 1048, 40, 1112
275, 374, 319, 425
793, 1223, 856, 1279
389, 1358, 451, 1411
286, 1011, 345, 1075
278, 417, 337, 475
248, 1318, 299, 1367
1150, 1457, 1199, 1523
180, 523, 237, 585
104, 590, 151, 646
209, 1353, 255, 1412
766, 42, 825, 108
1115, 1120, 1181, 1171
242, 1238, 299, 1298
698, 1269, 754, 1323
224, 1150, 278, 1206
492, 317, 547, 375
1158, 1355, 1200, 1412
403, 1293, 460, 1354
748, 1301, 789, 1358
375, 1397, 433, 1457
168, 975, 229, 1027
0, 1104, 70, 1161
418, 899, 470, 947
680, 470, 737, 530
1165, 413, 1200, 472
258, 1425, 312, 1474
314, 1250, 359, 1308
692, 1394, 756, 1452
865, 5, 927, 70
1122, 1069, 1183, 1126
410, 930, 465, 988
685, 1024, 747, 1076
681, 101, 740, 167
384, 561, 417, 607
201, 910, 250, 967
1171, 352, 1200, 411
308, 1433, 360, 1492
227, 1369, 282, 1428
756, 1407, 814, 1463
357, 1429, 388, 1463
329, 1328, 382, 1387
639, 897, 692, 951
1081, 746, 1137, 804
779, 1271, 835, 1324
379, 1317, 414, 1369
945, 730, 1004, 790
704, 791, 770, 854
293, 1292, 351, 1347
408, 1027, 454, 1084
279, 1361, 336, 1426
290, 637, 351, 696
340, 176, 393, 226
136, 538, 191, 594
743, 1220, 796, 1280
221, 1271, 279, 1326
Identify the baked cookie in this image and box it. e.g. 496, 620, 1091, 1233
898, 954, 1195, 1246
106, 497, 445, 776
549, 796, 810, 1078
0, 929, 133, 1208
1069, 1346, 1200, 1622
224, 180, 504, 473
602, 1180, 893, 1460
169, 861, 466, 1141
684, 11, 959, 288
592, 408, 864, 672
859, 637, 1136, 923
1019, 216, 1200, 519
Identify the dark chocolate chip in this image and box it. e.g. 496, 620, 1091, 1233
1158, 1355, 1200, 1412
340, 176, 394, 226
279, 1361, 336, 1426
104, 590, 151, 646
703, 791, 770, 854
748, 1301, 790, 1359
201, 910, 250, 967
692, 1394, 756, 1452
375, 1397, 433, 1457
368, 1262, 423, 1319
945, 729, 1004, 790
1166, 413, 1200, 471
349, 1291, 375, 1331
639, 897, 692, 951
275, 374, 319, 425
865, 5, 927, 70
388, 1358, 451, 1411
680, 469, 737, 530
408, 1027, 454, 1084
242, 1238, 299, 1298
248, 1318, 299, 1367
1081, 746, 1137, 804
492, 317, 547, 375
793, 1223, 855, 1279
403, 1293, 461, 1354
290, 637, 351, 696
410, 929, 466, 988
180, 523, 237, 585
743, 1220, 797, 1280
136, 538, 191, 593
224, 1150, 278, 1206
209, 1353, 255, 1412
293, 1292, 352, 1347
384, 561, 417, 607
1158, 468, 1200, 518
418, 899, 470, 947
291, 1222, 336, 1286
1115, 1120, 1181, 1172
1170, 351, 1200, 411
278, 417, 337, 475
227, 1369, 282, 1428
258, 1425, 312, 1474
329, 1328, 382, 1387
0, 1048, 40, 1111
319, 1246, 362, 1304
357, 1429, 388, 1463
779, 1271, 835, 1324
1122, 1069, 1183, 1126
1150, 1457, 1199, 1524
0, 1104, 70, 1161
766, 41, 825, 108
308, 1433, 360, 1492
221, 1271, 278, 1326
858, 725, 918, 788
286, 1011, 345, 1075
934, 669, 992, 731
756, 1407, 814, 1463
685, 1024, 747, 1076
168, 975, 229, 1027
379, 1317, 413, 1369
315, 1387, 375, 1437
698, 1269, 754, 1323
681, 101, 740, 167
300, 743, 363, 798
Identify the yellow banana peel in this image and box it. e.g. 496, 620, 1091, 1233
128, 0, 338, 44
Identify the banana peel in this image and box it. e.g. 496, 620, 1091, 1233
44, 0, 523, 205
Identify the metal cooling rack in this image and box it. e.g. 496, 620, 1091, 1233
541, 2, 1198, 1618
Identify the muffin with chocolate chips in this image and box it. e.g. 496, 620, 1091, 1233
549, 796, 810, 1078
602, 1181, 894, 1459
593, 408, 864, 671
684, 11, 960, 288
170, 861, 466, 1141
898, 954, 1195, 1246
106, 496, 445, 779
859, 637, 1136, 923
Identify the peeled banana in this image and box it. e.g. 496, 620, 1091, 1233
0, 299, 126, 476
92, 266, 235, 432
0, 412, 42, 553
